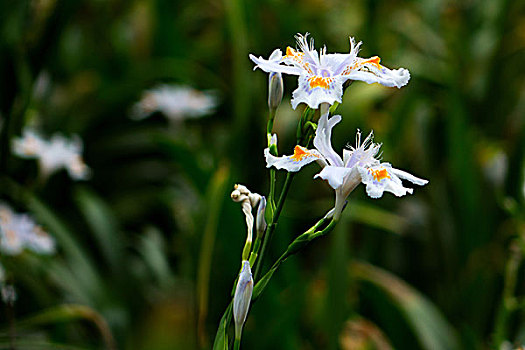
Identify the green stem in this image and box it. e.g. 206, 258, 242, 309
493, 239, 522, 348
269, 169, 276, 203
254, 107, 319, 281
214, 213, 337, 348
254, 172, 295, 281
267, 109, 276, 136
233, 338, 241, 350
253, 217, 338, 301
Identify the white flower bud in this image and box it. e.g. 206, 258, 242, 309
256, 196, 267, 235
247, 192, 261, 209
234, 184, 251, 196
231, 189, 248, 202
267, 49, 284, 111
268, 72, 283, 111
233, 260, 253, 339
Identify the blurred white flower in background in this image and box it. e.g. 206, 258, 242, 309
0, 204, 55, 255
13, 128, 90, 180
131, 84, 218, 121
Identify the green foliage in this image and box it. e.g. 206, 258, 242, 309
0, 0, 524, 349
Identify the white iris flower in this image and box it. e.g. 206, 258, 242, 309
250, 33, 410, 110
264, 113, 428, 219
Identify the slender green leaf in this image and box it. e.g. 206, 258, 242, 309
75, 187, 123, 271
352, 261, 460, 350
213, 303, 232, 350
28, 196, 104, 302
12, 304, 116, 350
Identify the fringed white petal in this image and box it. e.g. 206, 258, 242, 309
268, 48, 282, 61
359, 164, 422, 199
264, 146, 321, 172
346, 67, 410, 88
314, 165, 353, 189
313, 113, 344, 167
249, 53, 302, 76
390, 168, 428, 186
291, 74, 344, 109
342, 149, 352, 165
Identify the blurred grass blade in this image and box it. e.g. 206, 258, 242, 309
28, 196, 104, 301
138, 226, 173, 287
339, 316, 393, 350
348, 201, 409, 235
47, 262, 95, 305
287, 199, 408, 235
75, 187, 123, 272
0, 340, 88, 349
351, 261, 460, 350
197, 162, 230, 347
13, 304, 116, 350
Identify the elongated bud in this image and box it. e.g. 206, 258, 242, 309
233, 260, 253, 340
268, 72, 283, 111
256, 196, 267, 237
267, 49, 284, 111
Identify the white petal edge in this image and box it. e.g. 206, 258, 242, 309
264, 147, 321, 172
249, 54, 302, 76
314, 165, 353, 189
313, 113, 344, 167
390, 168, 428, 186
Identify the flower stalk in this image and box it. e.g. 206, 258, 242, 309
214, 32, 424, 350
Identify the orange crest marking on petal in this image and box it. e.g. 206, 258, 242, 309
285, 47, 313, 73
284, 47, 303, 60
308, 76, 331, 89
290, 145, 317, 162
360, 56, 382, 70
370, 168, 390, 181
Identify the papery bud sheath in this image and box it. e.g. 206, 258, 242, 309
233, 260, 254, 340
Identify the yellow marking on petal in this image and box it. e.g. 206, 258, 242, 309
360, 56, 382, 70
303, 62, 313, 74
285, 47, 303, 59
308, 76, 332, 89
285, 47, 313, 73
290, 145, 318, 162
342, 62, 360, 75
370, 168, 390, 181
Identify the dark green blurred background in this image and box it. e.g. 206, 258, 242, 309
1, 0, 525, 349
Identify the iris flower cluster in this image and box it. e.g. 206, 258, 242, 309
219, 33, 428, 350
